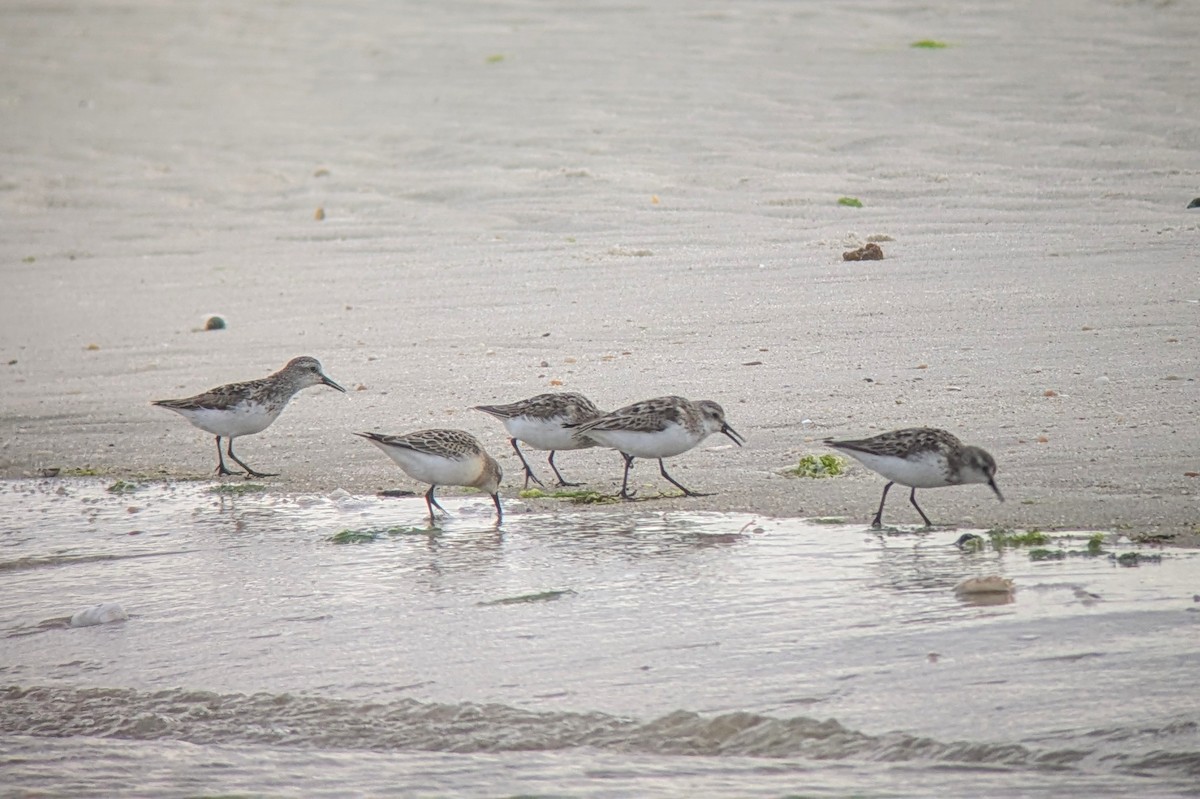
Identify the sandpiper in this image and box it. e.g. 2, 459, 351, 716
825, 427, 1003, 529
356, 429, 503, 524
473, 392, 604, 488
153, 356, 345, 478
570, 395, 744, 498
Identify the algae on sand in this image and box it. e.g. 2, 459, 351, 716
208, 483, 267, 496
986, 527, 1050, 549
789, 454, 847, 478
518, 488, 618, 505
1115, 552, 1162, 567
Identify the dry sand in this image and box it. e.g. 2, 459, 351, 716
2, 0, 1197, 540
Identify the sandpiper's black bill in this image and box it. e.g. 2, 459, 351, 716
989, 478, 1004, 502
722, 424, 746, 446
323, 375, 347, 393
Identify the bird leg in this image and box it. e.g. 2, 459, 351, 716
214, 436, 237, 476
510, 438, 545, 489
425, 485, 449, 523
658, 459, 710, 497
226, 438, 278, 478
871, 481, 895, 529
618, 453, 637, 499
908, 486, 933, 527
547, 451, 581, 487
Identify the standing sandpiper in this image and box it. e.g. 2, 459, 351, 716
153, 356, 345, 478
356, 429, 503, 524
570, 395, 744, 499
472, 392, 604, 488
825, 427, 1003, 529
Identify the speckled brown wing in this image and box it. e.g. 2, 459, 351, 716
575, 396, 687, 435
368, 429, 485, 460
152, 378, 268, 411
475, 392, 602, 424
827, 427, 962, 459
474, 398, 538, 420
554, 393, 604, 425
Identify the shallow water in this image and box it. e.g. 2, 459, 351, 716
1, 478, 1198, 797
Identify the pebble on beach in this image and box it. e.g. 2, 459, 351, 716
843, 242, 884, 261
70, 602, 128, 627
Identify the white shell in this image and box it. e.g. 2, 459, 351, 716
70, 602, 129, 627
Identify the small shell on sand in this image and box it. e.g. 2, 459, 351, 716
70, 602, 128, 627
955, 576, 1015, 595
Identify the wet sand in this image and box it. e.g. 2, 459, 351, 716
2, 0, 1198, 540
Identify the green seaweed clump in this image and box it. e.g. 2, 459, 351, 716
329, 525, 434, 543
1114, 552, 1162, 567
837, 197, 864, 208
790, 454, 847, 478
518, 488, 616, 504
106, 480, 138, 495
566, 491, 617, 505
911, 39, 949, 49
208, 483, 266, 496
987, 527, 1050, 549
1009, 529, 1050, 546
62, 466, 105, 477
1086, 533, 1106, 555
478, 589, 575, 607
1028, 548, 1067, 561
329, 529, 380, 544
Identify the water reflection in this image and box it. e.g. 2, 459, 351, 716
1, 478, 1196, 773
868, 531, 1015, 598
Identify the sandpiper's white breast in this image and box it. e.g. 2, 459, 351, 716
380, 446, 482, 487
179, 403, 279, 438
504, 416, 587, 451
844, 449, 951, 488
587, 423, 699, 459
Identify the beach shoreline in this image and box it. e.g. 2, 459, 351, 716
2, 0, 1197, 542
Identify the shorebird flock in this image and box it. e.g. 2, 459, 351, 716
153, 356, 1003, 527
